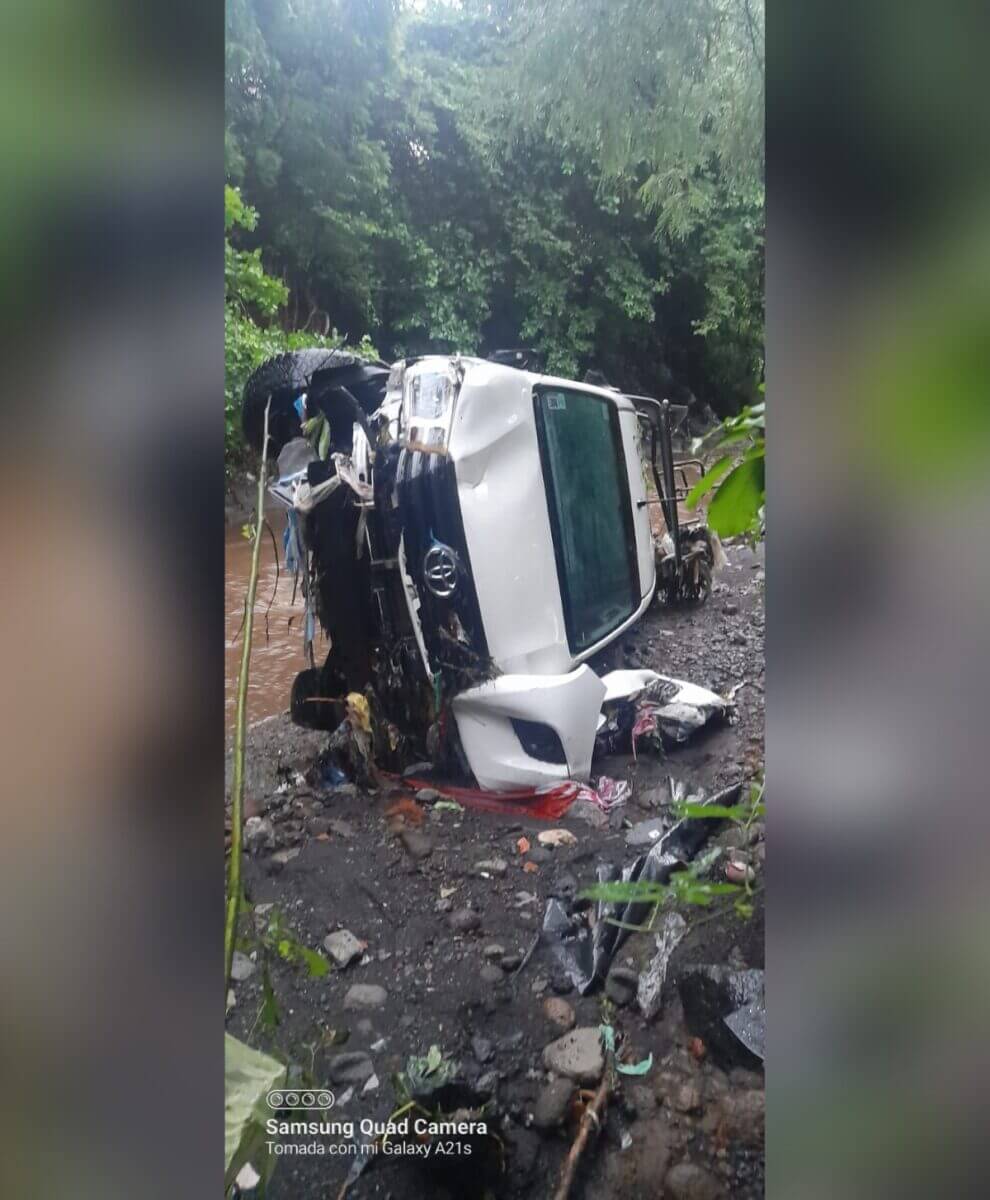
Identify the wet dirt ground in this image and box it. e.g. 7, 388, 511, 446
225, 538, 765, 1200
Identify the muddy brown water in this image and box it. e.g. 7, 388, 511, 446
225, 508, 326, 733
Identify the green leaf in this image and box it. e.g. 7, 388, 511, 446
298, 946, 330, 979
424, 1044, 443, 1075
225, 1034, 285, 1191
678, 802, 766, 821
706, 455, 765, 537
685, 454, 735, 509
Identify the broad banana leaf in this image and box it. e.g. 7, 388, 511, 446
224, 1033, 286, 1194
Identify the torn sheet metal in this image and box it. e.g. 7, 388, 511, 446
541, 782, 742, 994
596, 668, 731, 758
637, 910, 688, 1019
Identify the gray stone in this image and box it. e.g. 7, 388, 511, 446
415, 788, 441, 803
542, 1027, 604, 1084
471, 1036, 495, 1064
482, 943, 505, 960
480, 963, 503, 985
664, 1161, 725, 1200
500, 953, 523, 972
270, 847, 300, 865
243, 816, 275, 852
532, 1076, 574, 1129
328, 1052, 374, 1086
328, 819, 355, 838
605, 966, 639, 1007
448, 907, 481, 934
716, 1089, 764, 1144
306, 816, 331, 836
625, 817, 666, 847
476, 1071, 498, 1097
399, 829, 433, 861
566, 798, 609, 828
230, 951, 256, 982
323, 929, 365, 968
474, 858, 508, 877
543, 997, 576, 1032
343, 984, 388, 1010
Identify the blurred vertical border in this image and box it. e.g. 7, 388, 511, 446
769, 1, 990, 1197
0, 3, 222, 1198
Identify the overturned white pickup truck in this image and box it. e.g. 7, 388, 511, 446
242, 349, 718, 789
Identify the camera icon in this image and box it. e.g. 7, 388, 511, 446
267, 1089, 334, 1110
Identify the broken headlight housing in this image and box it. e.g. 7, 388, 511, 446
402, 361, 459, 454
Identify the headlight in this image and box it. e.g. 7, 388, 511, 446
402, 361, 459, 453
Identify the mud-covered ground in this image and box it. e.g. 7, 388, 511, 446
225, 539, 765, 1200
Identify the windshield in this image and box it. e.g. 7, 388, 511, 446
534, 386, 639, 653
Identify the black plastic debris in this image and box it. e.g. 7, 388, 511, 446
541, 782, 742, 994
678, 965, 765, 1070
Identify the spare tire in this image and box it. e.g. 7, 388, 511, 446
242, 349, 362, 456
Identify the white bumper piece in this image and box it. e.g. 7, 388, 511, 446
451, 666, 606, 791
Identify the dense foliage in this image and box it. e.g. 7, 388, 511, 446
225, 0, 764, 463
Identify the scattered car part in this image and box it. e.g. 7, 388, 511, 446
541, 782, 742, 993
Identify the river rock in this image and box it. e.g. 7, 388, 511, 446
244, 816, 276, 852
471, 1036, 494, 1064
328, 1052, 374, 1086
542, 1027, 604, 1083
483, 943, 505, 960
399, 829, 433, 861
323, 929, 365, 968
230, 951, 256, 982
532, 1076, 574, 1129
543, 997, 576, 1032
475, 858, 508, 877
480, 963, 503, 985
448, 907, 481, 934
343, 984, 388, 1010
605, 966, 639, 1007
500, 953, 523, 972
625, 817, 666, 846
664, 1161, 726, 1200
715, 1088, 765, 1144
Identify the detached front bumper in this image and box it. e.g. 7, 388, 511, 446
451, 665, 606, 791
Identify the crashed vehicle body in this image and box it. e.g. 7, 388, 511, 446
243, 349, 698, 790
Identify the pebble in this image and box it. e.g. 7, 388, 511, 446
415, 788, 441, 803
230, 951, 256, 982
475, 858, 508, 877
327, 819, 355, 838
664, 1161, 726, 1200
323, 929, 365, 968
542, 1027, 605, 1083
483, 943, 506, 960
471, 1036, 495, 1064
343, 984, 388, 1010
327, 1052, 374, 1085
243, 816, 275, 852
532, 1076, 574, 1128
543, 997, 576, 1032
399, 829, 433, 861
605, 966, 639, 1007
480, 963, 504, 985
625, 817, 666, 846
448, 907, 481, 934
500, 953, 523, 972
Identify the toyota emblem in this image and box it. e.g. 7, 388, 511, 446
423, 543, 459, 598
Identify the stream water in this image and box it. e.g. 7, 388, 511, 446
225, 508, 326, 734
